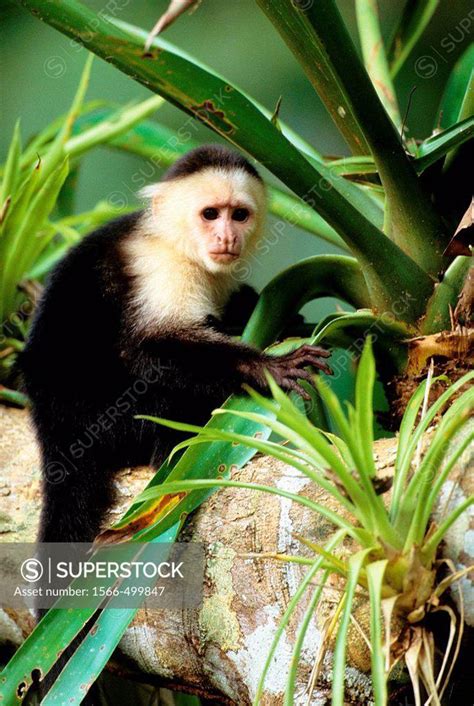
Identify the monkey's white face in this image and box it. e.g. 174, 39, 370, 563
147, 167, 266, 274
194, 200, 256, 272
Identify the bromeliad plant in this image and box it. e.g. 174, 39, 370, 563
134, 338, 474, 705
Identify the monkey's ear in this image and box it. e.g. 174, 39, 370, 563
140, 183, 165, 218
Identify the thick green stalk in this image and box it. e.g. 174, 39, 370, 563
17, 0, 435, 321
254, 3, 371, 155
242, 255, 370, 347
257, 0, 447, 274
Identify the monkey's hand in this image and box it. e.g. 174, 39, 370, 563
259, 344, 332, 399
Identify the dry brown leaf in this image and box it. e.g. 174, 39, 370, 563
444, 197, 474, 256
144, 0, 201, 51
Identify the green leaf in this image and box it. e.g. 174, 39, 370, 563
422, 496, 474, 561
391, 370, 474, 527
355, 0, 401, 128
242, 255, 370, 348
366, 560, 388, 705
3, 158, 69, 318
0, 119, 22, 207
284, 569, 330, 706
331, 549, 371, 706
312, 309, 412, 346
416, 117, 474, 173
40, 54, 93, 186
256, 0, 371, 155
257, 0, 447, 274
17, 0, 435, 321
65, 95, 165, 158
354, 336, 376, 478
422, 255, 473, 334
402, 387, 474, 547
388, 0, 440, 78
438, 44, 474, 129
0, 387, 29, 407
41, 526, 180, 705
134, 478, 360, 538
266, 187, 349, 248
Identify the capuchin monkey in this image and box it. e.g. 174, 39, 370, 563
22, 144, 331, 548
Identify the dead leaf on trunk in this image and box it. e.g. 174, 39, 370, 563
444, 198, 474, 256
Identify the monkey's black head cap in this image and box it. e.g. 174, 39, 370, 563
162, 144, 262, 182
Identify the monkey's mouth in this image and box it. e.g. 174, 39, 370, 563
209, 252, 240, 263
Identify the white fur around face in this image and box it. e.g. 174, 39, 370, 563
142, 166, 266, 272
124, 167, 266, 335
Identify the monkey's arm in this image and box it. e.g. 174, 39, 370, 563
126, 328, 331, 399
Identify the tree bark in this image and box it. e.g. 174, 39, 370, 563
0, 405, 472, 705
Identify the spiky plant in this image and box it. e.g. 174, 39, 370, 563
135, 338, 474, 704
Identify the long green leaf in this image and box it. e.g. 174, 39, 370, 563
0, 159, 69, 323
366, 560, 388, 705
40, 54, 93, 186
355, 0, 401, 128
387, 0, 440, 78
284, 569, 330, 706
18, 0, 435, 320
416, 117, 474, 173
134, 479, 361, 539
0, 120, 22, 207
391, 371, 474, 526
354, 336, 376, 478
257, 0, 447, 273
331, 549, 371, 706
255, 532, 345, 705
438, 44, 474, 129
41, 524, 180, 705
65, 95, 165, 158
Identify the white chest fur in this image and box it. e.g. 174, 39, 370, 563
122, 234, 235, 334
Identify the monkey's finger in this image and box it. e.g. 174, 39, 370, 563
286, 350, 329, 367
286, 367, 318, 389
292, 344, 331, 359
307, 345, 331, 358
309, 360, 333, 376
292, 353, 333, 374
281, 378, 311, 400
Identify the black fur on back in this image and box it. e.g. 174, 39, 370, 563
162, 144, 262, 182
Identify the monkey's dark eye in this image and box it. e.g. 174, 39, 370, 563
202, 207, 219, 221
232, 208, 250, 222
